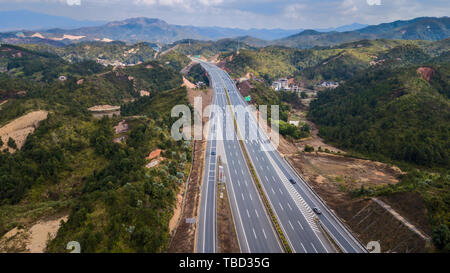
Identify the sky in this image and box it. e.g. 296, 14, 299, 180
0, 0, 449, 29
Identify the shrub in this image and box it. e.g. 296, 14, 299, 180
7, 137, 17, 149
304, 145, 314, 152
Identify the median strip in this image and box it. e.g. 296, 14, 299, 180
224, 89, 292, 253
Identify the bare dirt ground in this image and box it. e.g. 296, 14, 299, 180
88, 105, 121, 119
0, 110, 48, 152
87, 105, 121, 112
0, 214, 68, 253
187, 87, 213, 114
181, 61, 195, 75
297, 153, 402, 190
183, 76, 196, 89
169, 187, 184, 235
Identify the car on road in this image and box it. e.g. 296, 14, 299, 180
211, 151, 216, 156
313, 207, 322, 215
289, 178, 296, 184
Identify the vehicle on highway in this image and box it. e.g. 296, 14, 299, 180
289, 178, 296, 184
211, 151, 216, 155
313, 207, 322, 215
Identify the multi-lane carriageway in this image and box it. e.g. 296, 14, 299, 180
196, 60, 366, 253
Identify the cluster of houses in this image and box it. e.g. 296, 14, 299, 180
271, 78, 339, 92
271, 78, 300, 92
96, 58, 143, 67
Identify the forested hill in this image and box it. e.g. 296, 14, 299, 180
309, 64, 450, 168
22, 41, 156, 65
0, 43, 190, 252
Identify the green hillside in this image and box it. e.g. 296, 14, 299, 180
220, 39, 444, 84
309, 64, 449, 167
170, 38, 256, 59
309, 64, 450, 251
22, 41, 156, 65
0, 44, 190, 253
122, 61, 183, 93
1, 44, 105, 82
157, 50, 191, 71
186, 63, 210, 86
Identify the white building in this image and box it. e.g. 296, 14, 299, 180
320, 81, 339, 89
272, 81, 282, 91
272, 78, 300, 93
272, 78, 290, 91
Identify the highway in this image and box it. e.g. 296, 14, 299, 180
196, 63, 282, 253
196, 60, 366, 253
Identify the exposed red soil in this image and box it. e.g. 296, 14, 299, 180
417, 67, 435, 82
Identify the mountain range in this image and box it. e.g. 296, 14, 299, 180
0, 10, 448, 49
0, 10, 367, 44
274, 17, 450, 48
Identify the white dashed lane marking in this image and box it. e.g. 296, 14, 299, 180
297, 220, 304, 230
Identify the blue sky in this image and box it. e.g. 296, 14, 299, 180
0, 0, 448, 29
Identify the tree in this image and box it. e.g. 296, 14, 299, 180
0, 138, 3, 147
433, 224, 450, 251
7, 137, 17, 149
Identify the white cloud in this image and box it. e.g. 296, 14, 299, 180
132, 0, 222, 7
341, 0, 358, 15
284, 3, 307, 20
367, 0, 381, 6
67, 0, 81, 5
